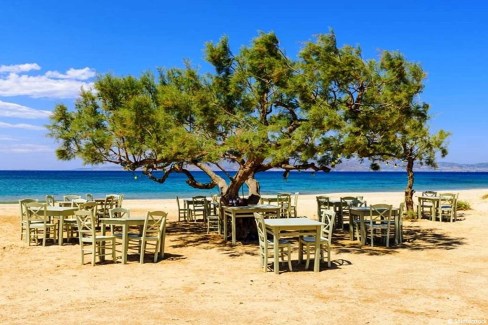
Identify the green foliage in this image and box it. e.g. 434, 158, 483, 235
456, 200, 471, 211
47, 31, 449, 199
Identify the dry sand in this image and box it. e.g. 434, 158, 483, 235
1, 190, 487, 324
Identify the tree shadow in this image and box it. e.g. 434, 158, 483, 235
332, 223, 466, 256
165, 221, 467, 259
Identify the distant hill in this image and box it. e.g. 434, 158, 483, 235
333, 160, 488, 172
75, 160, 488, 172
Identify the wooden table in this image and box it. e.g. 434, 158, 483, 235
43, 206, 78, 245
222, 205, 281, 245
264, 218, 324, 274
99, 217, 146, 264
350, 207, 401, 246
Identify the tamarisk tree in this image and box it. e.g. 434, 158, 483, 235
48, 32, 448, 215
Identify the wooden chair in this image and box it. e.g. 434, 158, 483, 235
253, 212, 292, 272
176, 196, 189, 221
418, 191, 438, 219
299, 208, 335, 269
437, 193, 458, 222
364, 204, 394, 247
290, 192, 299, 217
75, 209, 116, 266
128, 211, 167, 263
190, 196, 207, 222
206, 206, 221, 234
316, 196, 330, 220
25, 202, 57, 246
340, 196, 361, 236
19, 198, 37, 241
45, 195, 56, 206
108, 207, 130, 236
277, 193, 291, 218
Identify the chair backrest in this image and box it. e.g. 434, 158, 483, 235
25, 202, 48, 224
422, 191, 437, 197
86, 193, 94, 201
109, 207, 130, 219
176, 196, 184, 211
316, 196, 330, 208
439, 193, 457, 206
369, 204, 393, 224
320, 209, 336, 243
340, 196, 359, 214
103, 195, 117, 210
19, 199, 37, 222
277, 193, 291, 217
75, 210, 96, 239
192, 196, 207, 210
64, 194, 81, 201
253, 212, 268, 250
143, 211, 167, 239
45, 195, 56, 206
80, 201, 97, 213
291, 192, 299, 207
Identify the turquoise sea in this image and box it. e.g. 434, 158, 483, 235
1, 170, 488, 203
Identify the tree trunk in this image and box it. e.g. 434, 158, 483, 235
221, 162, 263, 242
404, 157, 415, 213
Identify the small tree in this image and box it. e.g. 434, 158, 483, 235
336, 51, 450, 211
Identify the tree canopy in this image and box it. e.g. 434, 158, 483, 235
48, 31, 448, 208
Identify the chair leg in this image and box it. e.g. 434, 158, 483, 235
305, 244, 311, 269
140, 241, 146, 264
287, 247, 292, 271
111, 240, 116, 262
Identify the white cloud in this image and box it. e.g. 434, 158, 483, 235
0, 63, 41, 74
0, 135, 19, 141
45, 67, 96, 80
0, 143, 52, 153
0, 121, 46, 131
0, 63, 95, 98
0, 100, 51, 119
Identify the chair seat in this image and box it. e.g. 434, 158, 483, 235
81, 235, 116, 243
29, 222, 57, 229
266, 238, 291, 246
300, 236, 327, 244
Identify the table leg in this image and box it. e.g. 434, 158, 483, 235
58, 216, 64, 245
273, 229, 280, 274
123, 224, 128, 264
360, 215, 366, 246
231, 215, 236, 245
314, 226, 321, 272
223, 211, 227, 241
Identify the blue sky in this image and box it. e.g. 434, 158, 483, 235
0, 0, 487, 170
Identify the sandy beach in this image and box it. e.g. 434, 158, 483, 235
1, 189, 487, 324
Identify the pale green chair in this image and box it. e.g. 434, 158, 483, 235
25, 202, 57, 246
364, 204, 394, 247
128, 211, 167, 263
75, 209, 116, 266
253, 212, 292, 272
299, 209, 335, 269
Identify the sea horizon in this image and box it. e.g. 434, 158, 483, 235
1, 170, 488, 203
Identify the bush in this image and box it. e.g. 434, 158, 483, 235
457, 200, 471, 211
482, 194, 488, 200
